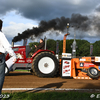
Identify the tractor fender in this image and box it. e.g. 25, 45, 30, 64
31, 49, 55, 59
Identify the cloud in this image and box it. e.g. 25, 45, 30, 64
0, 0, 100, 21
1, 0, 100, 43
95, 4, 100, 12
2, 21, 36, 38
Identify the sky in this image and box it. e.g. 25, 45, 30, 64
0, 0, 100, 45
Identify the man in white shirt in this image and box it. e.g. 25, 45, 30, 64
0, 19, 16, 99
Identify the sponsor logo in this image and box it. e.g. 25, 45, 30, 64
26, 59, 32, 63
64, 61, 69, 64
16, 53, 23, 59
84, 63, 94, 67
63, 65, 70, 69
18, 60, 25, 63
95, 58, 99, 62
63, 69, 70, 73
80, 59, 86, 61
19, 48, 25, 50
62, 60, 71, 76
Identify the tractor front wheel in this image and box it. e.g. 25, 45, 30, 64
32, 52, 59, 77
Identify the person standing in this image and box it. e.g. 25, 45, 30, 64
0, 19, 16, 99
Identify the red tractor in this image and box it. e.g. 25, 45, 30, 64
5, 39, 59, 77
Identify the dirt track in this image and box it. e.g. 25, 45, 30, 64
2, 71, 100, 92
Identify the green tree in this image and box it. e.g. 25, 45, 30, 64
93, 41, 100, 56
66, 39, 73, 53
47, 39, 56, 53
76, 40, 90, 56
29, 42, 39, 52
59, 40, 63, 54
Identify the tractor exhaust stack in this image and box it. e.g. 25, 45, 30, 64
12, 41, 14, 47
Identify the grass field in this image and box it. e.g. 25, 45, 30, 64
2, 91, 99, 100
14, 69, 29, 72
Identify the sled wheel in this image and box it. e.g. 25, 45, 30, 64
5, 65, 9, 76
32, 52, 59, 77
87, 67, 99, 79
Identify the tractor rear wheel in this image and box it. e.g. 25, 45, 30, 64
32, 52, 59, 77
87, 67, 99, 79
30, 69, 36, 75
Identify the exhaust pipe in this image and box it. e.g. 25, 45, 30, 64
44, 36, 47, 50
12, 41, 14, 47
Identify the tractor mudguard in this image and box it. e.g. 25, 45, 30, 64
31, 49, 55, 59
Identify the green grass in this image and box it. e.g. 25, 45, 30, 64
14, 70, 29, 72
2, 91, 99, 100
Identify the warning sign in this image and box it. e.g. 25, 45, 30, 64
80, 63, 84, 67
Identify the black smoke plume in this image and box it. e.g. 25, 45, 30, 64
12, 13, 89, 42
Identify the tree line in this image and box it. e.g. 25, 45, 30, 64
29, 39, 100, 56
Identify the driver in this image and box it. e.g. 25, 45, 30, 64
34, 39, 45, 52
